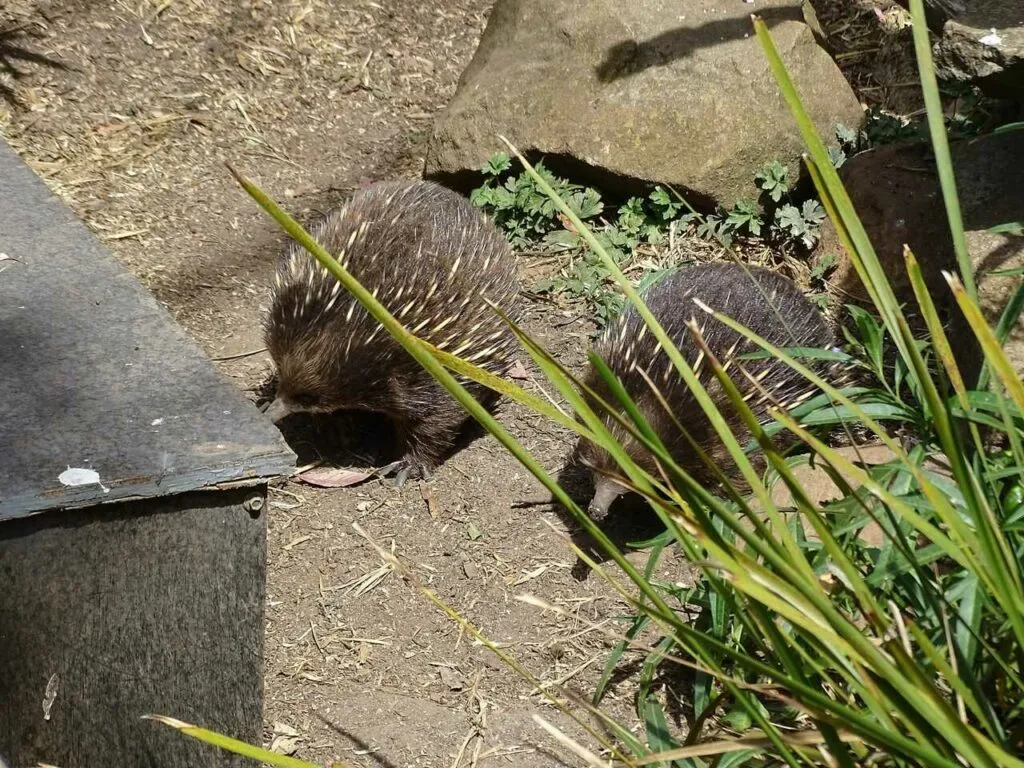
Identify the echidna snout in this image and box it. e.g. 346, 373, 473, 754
576, 415, 647, 519
262, 335, 359, 423
264, 396, 291, 423
588, 475, 627, 520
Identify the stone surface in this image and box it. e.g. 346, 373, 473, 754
423, 0, 865, 208
933, 0, 1024, 98
0, 138, 296, 520
820, 130, 1024, 373
768, 444, 952, 547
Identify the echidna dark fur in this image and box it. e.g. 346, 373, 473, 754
576, 261, 845, 519
264, 179, 520, 486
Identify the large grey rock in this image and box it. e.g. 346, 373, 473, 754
933, 0, 1024, 98
424, 0, 864, 208
820, 131, 1024, 375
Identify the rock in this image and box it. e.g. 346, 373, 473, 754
766, 443, 952, 547
819, 130, 1024, 374
424, 0, 864, 208
933, 0, 1024, 98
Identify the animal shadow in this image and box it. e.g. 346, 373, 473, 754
594, 6, 802, 83
257, 375, 503, 474
553, 445, 669, 582
0, 22, 72, 106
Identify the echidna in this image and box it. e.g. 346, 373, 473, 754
263, 179, 520, 485
576, 261, 841, 519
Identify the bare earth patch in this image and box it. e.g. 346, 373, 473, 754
1, 1, 698, 765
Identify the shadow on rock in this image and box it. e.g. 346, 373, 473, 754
595, 6, 803, 82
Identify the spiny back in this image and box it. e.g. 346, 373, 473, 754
592, 261, 834, 415
263, 180, 520, 435
267, 180, 519, 375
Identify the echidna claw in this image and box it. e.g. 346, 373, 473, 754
394, 464, 413, 488
379, 459, 431, 488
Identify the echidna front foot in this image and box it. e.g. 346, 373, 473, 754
394, 459, 432, 488
378, 457, 433, 488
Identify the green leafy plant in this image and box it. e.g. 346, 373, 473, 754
473, 150, 837, 327
741, 160, 831, 250
835, 122, 861, 150
468, 153, 604, 248
808, 251, 838, 310
773, 199, 827, 249
725, 199, 764, 237
473, 159, 697, 327
754, 160, 789, 203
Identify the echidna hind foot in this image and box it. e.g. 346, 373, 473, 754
379, 458, 432, 488
381, 398, 469, 486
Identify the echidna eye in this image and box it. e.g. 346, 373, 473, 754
293, 393, 320, 408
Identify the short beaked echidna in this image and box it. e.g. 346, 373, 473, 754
576, 261, 840, 519
263, 179, 520, 485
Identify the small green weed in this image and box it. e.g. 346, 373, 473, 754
774, 199, 827, 248
717, 156, 830, 249
470, 151, 840, 327
468, 153, 604, 249
724, 199, 763, 237
470, 155, 694, 327
754, 159, 789, 202
808, 250, 839, 310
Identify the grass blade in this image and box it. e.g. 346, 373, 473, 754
143, 716, 327, 768
907, 0, 976, 299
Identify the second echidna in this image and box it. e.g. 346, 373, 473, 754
263, 179, 520, 485
576, 261, 841, 519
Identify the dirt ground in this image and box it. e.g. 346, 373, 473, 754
0, 2, 701, 766
1, 0, 980, 764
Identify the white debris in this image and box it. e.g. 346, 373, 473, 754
58, 466, 110, 493
151, 418, 164, 426
0, 252, 19, 274
979, 29, 1003, 46
42, 674, 59, 721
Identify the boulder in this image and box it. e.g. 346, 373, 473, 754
424, 0, 864, 208
819, 130, 1024, 374
933, 0, 1024, 98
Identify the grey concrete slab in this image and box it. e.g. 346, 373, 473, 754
0, 485, 267, 768
0, 138, 295, 520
